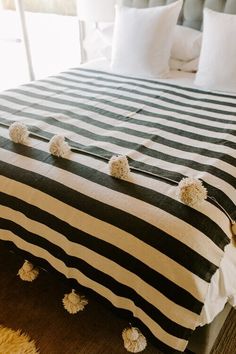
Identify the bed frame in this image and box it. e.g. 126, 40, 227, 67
188, 304, 231, 353
119, 0, 236, 30
77, 1, 236, 353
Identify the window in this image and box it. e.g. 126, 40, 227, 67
0, 0, 80, 91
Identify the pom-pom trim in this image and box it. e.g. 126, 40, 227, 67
62, 289, 88, 314
177, 177, 207, 207
108, 155, 130, 179
17, 260, 39, 282
231, 222, 236, 236
49, 134, 71, 157
122, 327, 147, 353
9, 122, 29, 144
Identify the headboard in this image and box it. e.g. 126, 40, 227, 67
120, 0, 236, 30
78, 0, 236, 62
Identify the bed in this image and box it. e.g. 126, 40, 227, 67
0, 1, 236, 353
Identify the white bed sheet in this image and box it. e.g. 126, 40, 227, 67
80, 58, 236, 327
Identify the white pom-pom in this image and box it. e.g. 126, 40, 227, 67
62, 289, 88, 314
177, 177, 207, 207
49, 134, 70, 157
9, 122, 29, 144
17, 260, 39, 282
108, 155, 130, 179
122, 327, 147, 353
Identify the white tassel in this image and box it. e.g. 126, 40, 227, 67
177, 177, 207, 207
18, 260, 39, 282
62, 289, 88, 314
231, 222, 236, 236
108, 155, 130, 179
122, 327, 147, 353
9, 122, 29, 144
49, 134, 70, 157
231, 222, 236, 247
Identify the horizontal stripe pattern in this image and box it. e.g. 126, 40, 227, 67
0, 68, 235, 352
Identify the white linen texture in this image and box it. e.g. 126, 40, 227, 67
111, 0, 183, 79
195, 8, 236, 93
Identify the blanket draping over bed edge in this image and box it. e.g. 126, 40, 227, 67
0, 68, 235, 353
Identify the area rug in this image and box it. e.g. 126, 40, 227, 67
0, 325, 39, 354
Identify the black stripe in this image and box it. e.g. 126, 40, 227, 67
4, 83, 236, 170
1, 94, 236, 189
2, 88, 236, 151
1, 88, 236, 170
1, 190, 215, 288
0, 142, 230, 251
7, 88, 236, 186
77, 68, 236, 100
11, 78, 236, 133
2, 134, 235, 231
70, 70, 236, 109
1, 117, 236, 216
1, 66, 234, 353
0, 217, 197, 338
44, 73, 236, 124
0, 158, 221, 284
18, 76, 236, 134
0, 240, 186, 354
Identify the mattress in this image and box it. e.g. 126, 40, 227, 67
0, 59, 235, 353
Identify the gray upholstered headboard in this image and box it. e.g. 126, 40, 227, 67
120, 0, 236, 30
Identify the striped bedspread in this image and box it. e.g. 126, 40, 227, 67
0, 68, 235, 353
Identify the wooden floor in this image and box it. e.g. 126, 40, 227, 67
0, 246, 159, 354
0, 245, 235, 354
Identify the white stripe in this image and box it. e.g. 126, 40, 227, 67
76, 69, 236, 98
1, 85, 236, 147
0, 127, 232, 237
0, 183, 209, 303
0, 148, 227, 266
64, 69, 236, 103
0, 97, 235, 193
42, 74, 236, 120
29, 75, 236, 128
5, 101, 232, 182
15, 81, 236, 130
0, 67, 234, 352
0, 229, 188, 351
1, 205, 199, 328
2, 87, 236, 145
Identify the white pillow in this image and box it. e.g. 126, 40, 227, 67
171, 25, 202, 62
111, 0, 183, 79
195, 9, 236, 93
99, 22, 201, 72
97, 22, 114, 45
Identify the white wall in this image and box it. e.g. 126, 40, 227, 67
1, 0, 77, 15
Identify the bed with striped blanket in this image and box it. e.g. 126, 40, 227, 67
0, 67, 235, 353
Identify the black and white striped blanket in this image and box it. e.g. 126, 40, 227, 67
0, 68, 235, 353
